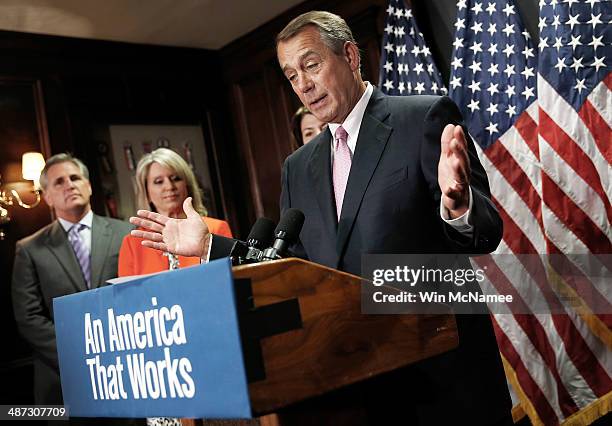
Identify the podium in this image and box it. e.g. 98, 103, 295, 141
53, 257, 458, 423
231, 258, 459, 417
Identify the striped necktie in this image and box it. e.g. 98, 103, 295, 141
68, 223, 91, 288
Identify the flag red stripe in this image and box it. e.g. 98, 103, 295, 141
539, 109, 611, 220
485, 143, 543, 229
493, 206, 612, 396
513, 270, 611, 399
547, 244, 612, 330
476, 255, 580, 416
541, 174, 612, 254
491, 317, 562, 424
544, 255, 612, 397
501, 216, 612, 398
501, 205, 612, 326
491, 197, 539, 254
598, 314, 612, 330
514, 111, 540, 160
578, 100, 612, 164
547, 244, 612, 314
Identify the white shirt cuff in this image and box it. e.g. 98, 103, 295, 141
200, 234, 213, 264
440, 187, 474, 235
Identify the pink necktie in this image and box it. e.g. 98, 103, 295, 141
333, 126, 351, 220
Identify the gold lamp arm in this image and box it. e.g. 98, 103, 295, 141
10, 188, 41, 209
0, 188, 13, 207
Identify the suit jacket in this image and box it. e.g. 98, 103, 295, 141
118, 216, 233, 276
281, 91, 502, 273
11, 214, 133, 405
280, 90, 511, 425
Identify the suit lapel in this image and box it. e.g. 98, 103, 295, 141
336, 89, 392, 258
308, 128, 338, 239
90, 215, 112, 289
45, 221, 87, 292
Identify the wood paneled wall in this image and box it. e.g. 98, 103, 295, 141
0, 30, 233, 403
0, 77, 53, 380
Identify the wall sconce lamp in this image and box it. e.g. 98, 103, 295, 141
0, 152, 46, 239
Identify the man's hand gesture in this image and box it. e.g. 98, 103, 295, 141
438, 124, 471, 218
129, 197, 209, 258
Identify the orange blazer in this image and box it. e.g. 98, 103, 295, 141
118, 216, 233, 277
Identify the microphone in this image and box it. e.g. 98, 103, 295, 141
262, 209, 305, 260
229, 217, 276, 265
246, 217, 275, 250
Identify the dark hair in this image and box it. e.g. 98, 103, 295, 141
290, 106, 313, 150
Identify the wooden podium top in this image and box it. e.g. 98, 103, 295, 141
233, 258, 458, 414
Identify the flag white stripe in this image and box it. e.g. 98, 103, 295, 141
498, 124, 542, 197
586, 78, 612, 129
475, 144, 547, 252
487, 298, 565, 420
525, 101, 539, 125
565, 309, 612, 377
494, 241, 599, 408
538, 136, 611, 239
541, 203, 611, 301
538, 77, 612, 202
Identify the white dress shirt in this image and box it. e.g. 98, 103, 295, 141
328, 82, 473, 234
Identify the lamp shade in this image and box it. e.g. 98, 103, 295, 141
22, 152, 46, 181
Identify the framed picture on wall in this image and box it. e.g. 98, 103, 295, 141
106, 124, 218, 220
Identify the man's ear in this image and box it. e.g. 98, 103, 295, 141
83, 180, 93, 203
42, 190, 52, 208
344, 41, 361, 72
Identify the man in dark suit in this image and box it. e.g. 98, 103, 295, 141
11, 153, 133, 407
130, 11, 511, 425
274, 11, 511, 426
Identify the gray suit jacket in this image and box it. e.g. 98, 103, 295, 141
11, 214, 133, 404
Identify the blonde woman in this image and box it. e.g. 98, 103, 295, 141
119, 147, 232, 276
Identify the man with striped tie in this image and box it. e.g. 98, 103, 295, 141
11, 153, 133, 410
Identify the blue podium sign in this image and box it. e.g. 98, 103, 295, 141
53, 258, 251, 419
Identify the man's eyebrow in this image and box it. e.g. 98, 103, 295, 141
282, 50, 319, 73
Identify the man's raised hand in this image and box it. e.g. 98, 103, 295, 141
129, 197, 209, 258
438, 124, 471, 217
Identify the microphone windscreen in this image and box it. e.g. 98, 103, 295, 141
247, 217, 275, 249
275, 208, 305, 242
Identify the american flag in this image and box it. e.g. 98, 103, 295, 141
448, 0, 611, 425
379, 0, 446, 95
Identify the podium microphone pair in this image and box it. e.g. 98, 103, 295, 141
230, 208, 305, 265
